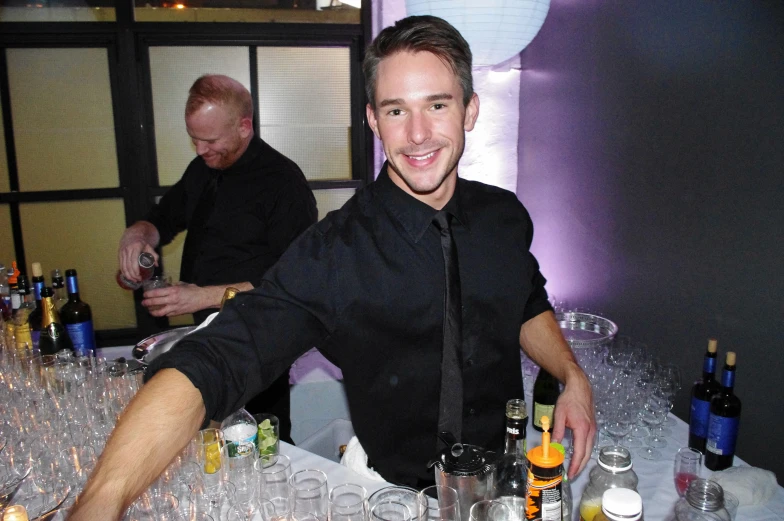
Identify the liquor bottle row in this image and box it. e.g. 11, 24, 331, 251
688, 339, 742, 471
0, 260, 95, 357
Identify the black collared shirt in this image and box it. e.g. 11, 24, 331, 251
148, 165, 551, 486
146, 135, 318, 291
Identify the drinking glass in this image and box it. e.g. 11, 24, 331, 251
329, 483, 368, 521
370, 501, 411, 521
417, 486, 459, 521
143, 275, 172, 312
192, 428, 227, 494
253, 413, 280, 467
468, 500, 516, 521
228, 497, 277, 521
257, 454, 292, 515
674, 447, 702, 497
367, 487, 423, 521
129, 491, 180, 521
289, 469, 329, 521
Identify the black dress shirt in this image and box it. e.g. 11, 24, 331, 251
148, 165, 551, 486
146, 135, 318, 300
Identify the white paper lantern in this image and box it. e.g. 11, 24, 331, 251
404, 0, 550, 66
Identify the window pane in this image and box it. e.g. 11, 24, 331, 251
314, 188, 355, 220
149, 46, 250, 186
0, 84, 8, 193
19, 199, 136, 330
134, 2, 359, 24
0, 2, 115, 22
257, 47, 352, 181
0, 205, 16, 263
7, 48, 119, 192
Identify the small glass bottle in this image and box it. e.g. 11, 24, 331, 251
594, 488, 642, 521
494, 399, 528, 521
579, 446, 639, 521
51, 269, 69, 311
116, 252, 156, 290
674, 479, 731, 521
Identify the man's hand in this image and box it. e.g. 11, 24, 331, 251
519, 310, 597, 479
142, 281, 253, 317
142, 283, 211, 317
118, 222, 160, 283
551, 368, 596, 479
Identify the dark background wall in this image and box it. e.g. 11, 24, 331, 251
517, 0, 783, 480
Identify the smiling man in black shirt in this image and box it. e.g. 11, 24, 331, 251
73, 17, 595, 519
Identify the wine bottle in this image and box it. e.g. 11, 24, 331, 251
27, 262, 46, 350
60, 269, 96, 357
51, 269, 68, 311
39, 287, 74, 356
688, 339, 721, 454
705, 352, 741, 471
13, 275, 35, 351
494, 399, 528, 521
533, 367, 560, 432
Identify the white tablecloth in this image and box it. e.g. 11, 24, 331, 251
281, 416, 784, 521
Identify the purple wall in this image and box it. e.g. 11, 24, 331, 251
518, 1, 784, 480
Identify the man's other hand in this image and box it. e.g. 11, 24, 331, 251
118, 222, 160, 283
142, 283, 210, 317
551, 370, 596, 479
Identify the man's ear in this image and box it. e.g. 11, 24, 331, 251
238, 116, 253, 138
464, 93, 480, 132
366, 103, 381, 139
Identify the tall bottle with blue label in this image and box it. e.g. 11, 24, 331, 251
705, 352, 741, 471
60, 269, 96, 357
688, 339, 721, 454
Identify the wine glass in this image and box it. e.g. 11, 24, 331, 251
674, 447, 702, 497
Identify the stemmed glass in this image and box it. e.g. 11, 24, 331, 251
638, 386, 671, 460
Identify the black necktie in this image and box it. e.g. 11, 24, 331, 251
181, 173, 220, 283
433, 211, 464, 442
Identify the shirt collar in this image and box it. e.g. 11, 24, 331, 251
374, 162, 470, 243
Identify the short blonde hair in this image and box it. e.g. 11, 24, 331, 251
185, 74, 253, 121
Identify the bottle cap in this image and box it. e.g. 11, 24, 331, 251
139, 252, 156, 269
41, 287, 54, 298
526, 417, 564, 469
8, 261, 19, 284
707, 339, 717, 353
726, 351, 736, 366
65, 269, 77, 277
31, 262, 43, 278
601, 488, 642, 520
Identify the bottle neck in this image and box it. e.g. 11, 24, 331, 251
66, 276, 81, 301
33, 280, 44, 304
720, 365, 736, 392
41, 297, 60, 327
504, 417, 526, 457
702, 352, 717, 381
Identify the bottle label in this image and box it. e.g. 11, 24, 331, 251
66, 276, 79, 295
34, 281, 44, 301
65, 321, 96, 357
533, 403, 555, 428
526, 470, 562, 520
223, 424, 258, 458
703, 355, 716, 374
721, 368, 735, 388
706, 414, 739, 455
689, 397, 711, 438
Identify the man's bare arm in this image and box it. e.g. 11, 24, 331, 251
68, 369, 206, 521
519, 310, 596, 478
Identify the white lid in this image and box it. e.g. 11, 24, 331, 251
601, 488, 642, 520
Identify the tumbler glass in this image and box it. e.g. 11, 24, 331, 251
289, 469, 329, 521
674, 447, 702, 497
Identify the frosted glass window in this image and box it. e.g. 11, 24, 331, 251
314, 188, 356, 221
257, 47, 352, 181
134, 5, 359, 24
149, 47, 250, 186
0, 5, 115, 22
0, 206, 16, 264
7, 48, 119, 192
0, 85, 8, 193
19, 199, 135, 330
